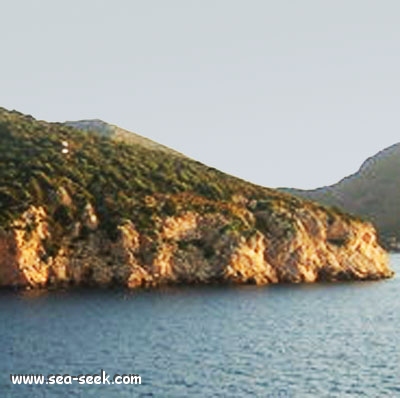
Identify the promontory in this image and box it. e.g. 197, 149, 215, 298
0, 108, 393, 289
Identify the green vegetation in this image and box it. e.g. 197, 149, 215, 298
0, 107, 300, 241
283, 143, 400, 249
0, 107, 364, 253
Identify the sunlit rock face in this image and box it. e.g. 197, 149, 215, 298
0, 203, 392, 289
282, 142, 400, 251
0, 107, 393, 289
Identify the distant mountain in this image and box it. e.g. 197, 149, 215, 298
0, 107, 392, 289
282, 143, 400, 250
65, 120, 184, 157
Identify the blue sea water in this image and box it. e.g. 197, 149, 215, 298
0, 254, 399, 397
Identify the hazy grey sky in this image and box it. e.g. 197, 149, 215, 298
1, 1, 399, 189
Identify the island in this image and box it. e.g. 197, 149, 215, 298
282, 143, 400, 252
0, 107, 393, 289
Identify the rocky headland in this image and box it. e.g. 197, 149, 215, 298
0, 108, 393, 289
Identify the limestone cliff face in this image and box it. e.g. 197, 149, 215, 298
0, 108, 393, 289
0, 201, 392, 289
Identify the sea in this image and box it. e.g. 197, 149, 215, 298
1, 254, 399, 397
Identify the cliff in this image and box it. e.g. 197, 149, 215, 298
0, 108, 393, 288
283, 143, 400, 251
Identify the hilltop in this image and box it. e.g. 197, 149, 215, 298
284, 143, 400, 251
0, 107, 392, 288
65, 119, 184, 157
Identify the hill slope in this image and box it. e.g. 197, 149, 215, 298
0, 107, 392, 288
283, 144, 400, 250
65, 119, 184, 157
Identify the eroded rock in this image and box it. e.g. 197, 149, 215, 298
0, 202, 393, 289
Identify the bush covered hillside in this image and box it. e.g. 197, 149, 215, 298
0, 107, 308, 239
0, 107, 392, 289
283, 143, 400, 251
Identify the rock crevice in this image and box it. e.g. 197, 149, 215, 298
0, 204, 392, 289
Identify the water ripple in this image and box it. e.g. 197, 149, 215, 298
0, 254, 399, 397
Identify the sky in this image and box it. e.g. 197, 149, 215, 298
1, 1, 399, 189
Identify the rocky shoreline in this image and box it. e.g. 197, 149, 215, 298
0, 203, 393, 290
0, 108, 394, 290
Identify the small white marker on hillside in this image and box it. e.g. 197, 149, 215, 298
61, 141, 69, 154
